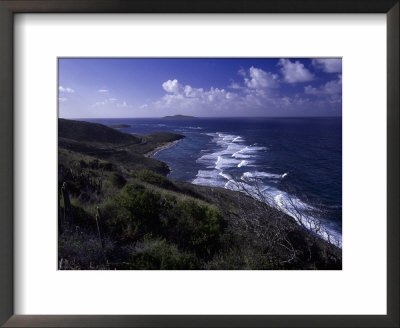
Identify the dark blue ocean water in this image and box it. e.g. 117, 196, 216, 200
82, 117, 342, 244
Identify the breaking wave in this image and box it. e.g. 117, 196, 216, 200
191, 132, 342, 247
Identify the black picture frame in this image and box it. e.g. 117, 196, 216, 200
0, 1, 398, 327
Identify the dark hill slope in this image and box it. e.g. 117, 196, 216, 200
59, 118, 141, 145
58, 118, 184, 175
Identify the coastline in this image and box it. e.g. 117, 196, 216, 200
145, 139, 181, 158
58, 118, 342, 269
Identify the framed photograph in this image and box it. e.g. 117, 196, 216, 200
0, 0, 398, 327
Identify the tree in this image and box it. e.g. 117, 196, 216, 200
226, 176, 340, 265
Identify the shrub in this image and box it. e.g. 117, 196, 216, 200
119, 184, 163, 230
127, 239, 200, 270
138, 169, 176, 190
99, 161, 113, 171
109, 172, 126, 188
62, 202, 94, 230
89, 159, 99, 169
79, 160, 88, 168
101, 199, 133, 240
100, 183, 227, 262
167, 199, 226, 259
58, 228, 114, 270
102, 184, 164, 240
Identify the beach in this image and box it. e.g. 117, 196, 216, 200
145, 139, 181, 158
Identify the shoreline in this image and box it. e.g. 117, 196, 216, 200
144, 139, 181, 158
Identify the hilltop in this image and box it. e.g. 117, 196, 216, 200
59, 118, 139, 145
59, 118, 184, 175
58, 119, 341, 270
109, 124, 131, 128
163, 114, 198, 119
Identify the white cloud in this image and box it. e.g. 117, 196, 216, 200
183, 85, 204, 98
93, 97, 129, 108
155, 73, 292, 115
312, 59, 342, 73
59, 86, 74, 93
304, 86, 317, 95
228, 67, 278, 91
92, 101, 107, 107
97, 89, 109, 93
278, 59, 314, 83
162, 79, 182, 94
304, 75, 342, 95
117, 101, 128, 108
155, 79, 238, 113
228, 81, 241, 89
244, 67, 279, 89
58, 97, 67, 102
238, 67, 247, 77
146, 65, 340, 116
155, 73, 282, 114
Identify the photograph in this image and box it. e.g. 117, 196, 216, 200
1, 0, 397, 325
58, 58, 342, 270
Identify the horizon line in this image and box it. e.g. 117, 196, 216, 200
60, 115, 342, 120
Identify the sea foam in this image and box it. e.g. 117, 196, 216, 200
192, 131, 341, 248
241, 171, 282, 180
238, 160, 249, 168
226, 179, 342, 247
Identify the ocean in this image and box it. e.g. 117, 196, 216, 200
82, 117, 342, 245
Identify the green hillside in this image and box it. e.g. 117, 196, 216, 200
59, 118, 184, 175
59, 118, 140, 144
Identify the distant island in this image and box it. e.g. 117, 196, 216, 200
163, 115, 198, 119
109, 124, 131, 128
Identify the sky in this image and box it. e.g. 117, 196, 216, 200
58, 58, 342, 118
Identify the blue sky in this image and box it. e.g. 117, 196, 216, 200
58, 58, 342, 118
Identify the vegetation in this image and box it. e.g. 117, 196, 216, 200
137, 169, 177, 190
59, 118, 184, 175
58, 119, 342, 270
